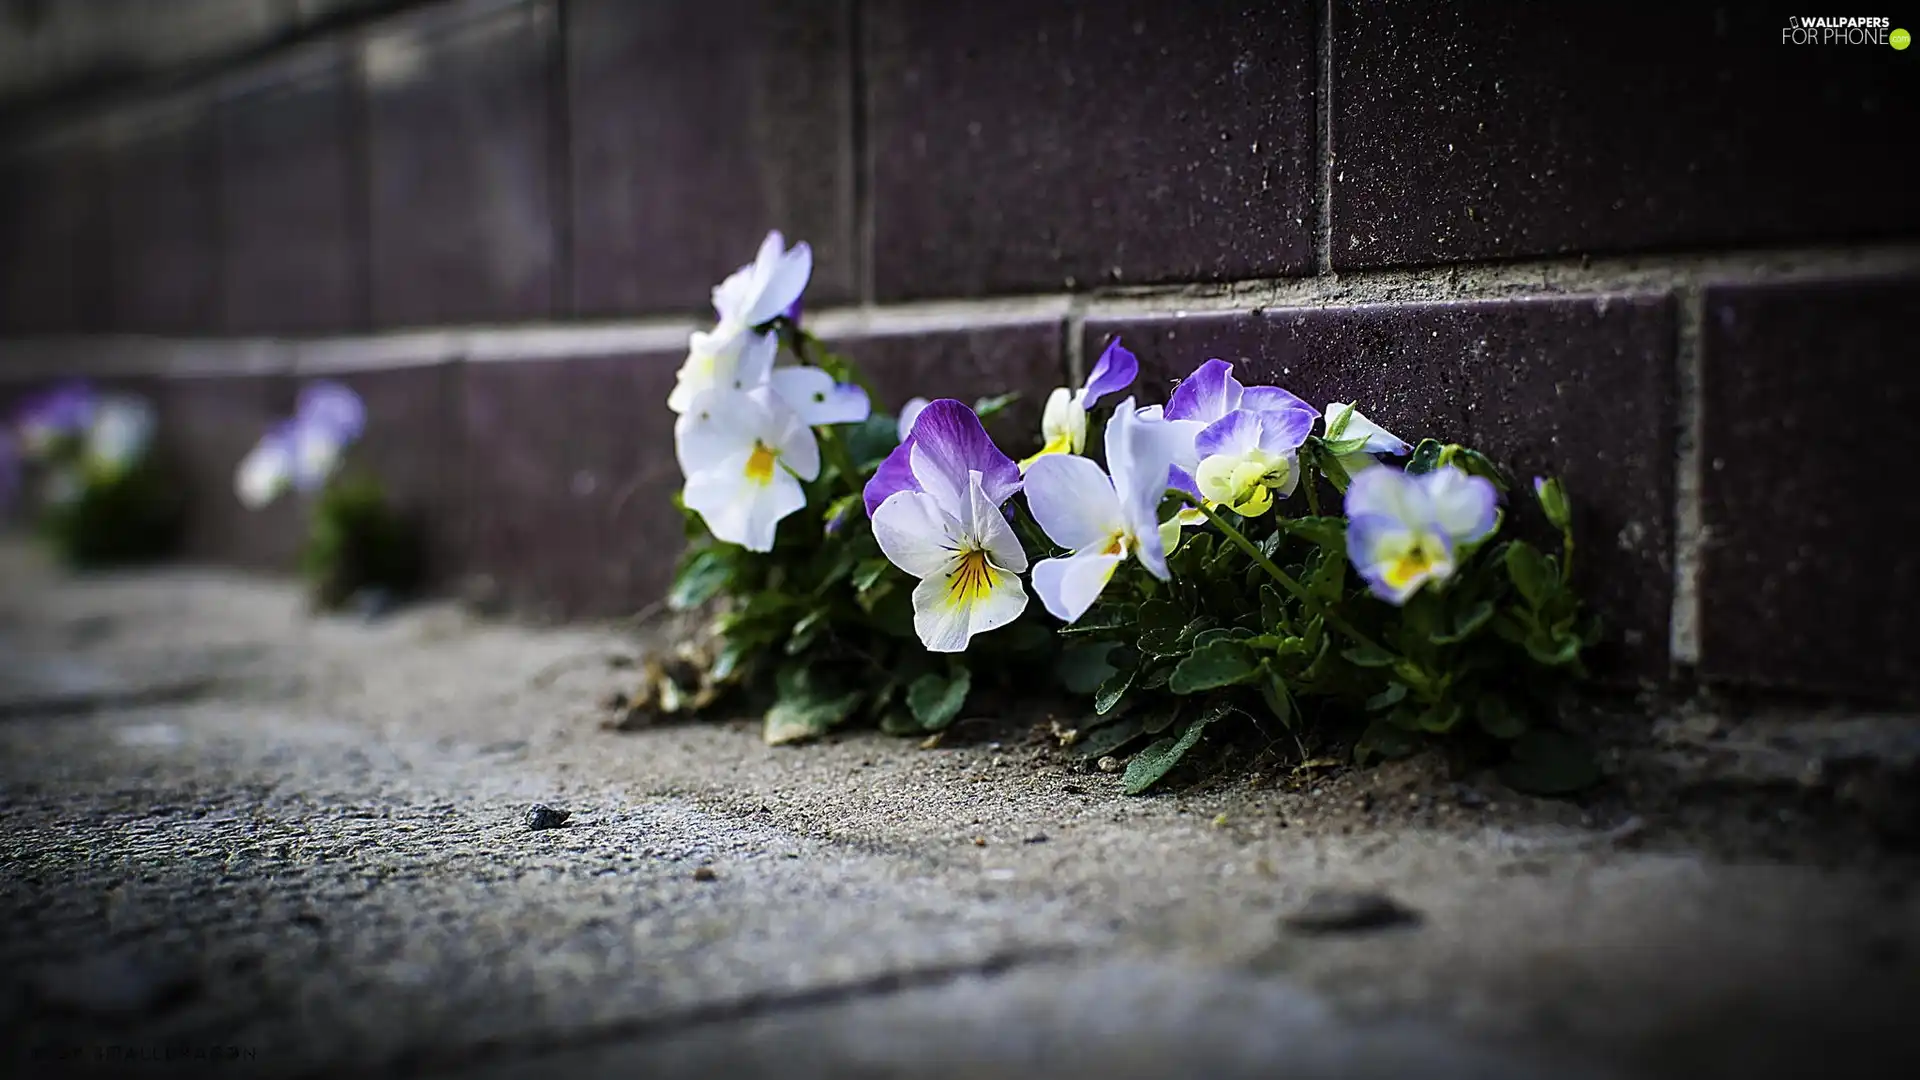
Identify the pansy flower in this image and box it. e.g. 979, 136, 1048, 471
1191, 404, 1316, 517
1024, 399, 1178, 623
676, 386, 821, 553
83, 396, 156, 481
15, 381, 97, 457
668, 231, 813, 415
1322, 402, 1410, 479
1019, 339, 1138, 470
868, 400, 1029, 651
234, 381, 367, 509
1344, 465, 1499, 604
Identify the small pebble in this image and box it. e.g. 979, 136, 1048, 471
972, 836, 987, 847
692, 867, 717, 882
1097, 756, 1122, 773
1283, 889, 1421, 935
1023, 833, 1049, 844
525, 804, 571, 830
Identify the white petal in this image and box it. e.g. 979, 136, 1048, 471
770, 367, 870, 426
745, 241, 812, 326
730, 331, 778, 391
910, 556, 1028, 652
673, 388, 761, 475
1032, 549, 1123, 623
766, 395, 821, 482
873, 491, 962, 578
1023, 453, 1122, 551
964, 470, 1028, 573
1423, 466, 1498, 543
1039, 386, 1077, 443
683, 453, 805, 553
235, 442, 290, 509
1107, 401, 1178, 539
897, 397, 931, 442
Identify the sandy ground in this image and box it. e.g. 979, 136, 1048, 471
1, 544, 1916, 1079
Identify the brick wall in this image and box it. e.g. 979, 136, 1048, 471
0, 0, 1915, 702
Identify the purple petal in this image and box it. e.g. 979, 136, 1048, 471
1167, 464, 1199, 499
863, 437, 920, 517
1241, 385, 1317, 419
1164, 359, 1240, 423
1081, 339, 1138, 409
784, 296, 804, 325
1253, 404, 1318, 455
1194, 409, 1263, 460
16, 380, 97, 436
296, 381, 366, 442
902, 399, 1021, 513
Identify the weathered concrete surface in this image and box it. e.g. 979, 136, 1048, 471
1, 544, 1916, 1079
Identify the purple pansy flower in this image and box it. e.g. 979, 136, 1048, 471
1021, 339, 1140, 470
864, 399, 1022, 517
15, 380, 98, 455
1344, 466, 1499, 604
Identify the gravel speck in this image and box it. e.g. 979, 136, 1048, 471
1283, 890, 1421, 935
525, 804, 571, 830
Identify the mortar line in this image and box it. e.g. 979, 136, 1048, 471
1315, 0, 1335, 275
2, 242, 1916, 380
1669, 286, 1707, 669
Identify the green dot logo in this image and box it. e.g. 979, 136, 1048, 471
1895, 28, 1912, 49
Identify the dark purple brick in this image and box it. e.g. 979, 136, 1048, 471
1088, 294, 1677, 677
364, 0, 556, 328
461, 352, 683, 617
1699, 277, 1920, 700
0, 129, 109, 336
1331, 2, 1919, 269
104, 98, 219, 334
867, 0, 1315, 301
567, 0, 854, 316
218, 45, 363, 335
320, 363, 465, 586
828, 318, 1066, 458
152, 374, 303, 570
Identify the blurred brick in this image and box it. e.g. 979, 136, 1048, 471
0, 128, 108, 336
104, 97, 219, 334
567, 0, 854, 316
827, 318, 1066, 458
461, 352, 683, 617
218, 44, 362, 334
1330, 2, 1919, 268
1088, 294, 1677, 677
1699, 277, 1920, 700
867, 0, 1315, 301
364, 0, 556, 328
152, 374, 303, 570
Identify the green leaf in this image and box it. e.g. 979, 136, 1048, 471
1279, 516, 1349, 552
1324, 402, 1355, 441
785, 607, 830, 655
667, 548, 733, 611
1094, 666, 1135, 715
1056, 643, 1117, 695
852, 557, 891, 593
1320, 435, 1369, 456
1259, 668, 1294, 726
1259, 583, 1288, 631
1534, 475, 1573, 532
907, 668, 972, 730
1524, 631, 1582, 667
1504, 542, 1558, 608
1341, 643, 1398, 668
763, 667, 864, 745
1355, 718, 1422, 764
1415, 701, 1464, 733
1168, 640, 1260, 694
1498, 729, 1602, 795
1365, 681, 1408, 711
1449, 447, 1510, 492
1475, 696, 1528, 739
1405, 439, 1446, 475
972, 391, 1021, 420
1123, 717, 1209, 795
1305, 549, 1346, 600
1433, 599, 1495, 644
1137, 599, 1185, 633
1073, 715, 1146, 759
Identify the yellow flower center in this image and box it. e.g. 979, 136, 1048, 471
1381, 533, 1447, 591
944, 548, 996, 608
1099, 530, 1130, 557
743, 441, 779, 485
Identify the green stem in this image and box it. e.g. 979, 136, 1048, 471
1559, 528, 1575, 585
1302, 461, 1322, 517
816, 425, 862, 495
1168, 489, 1391, 657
